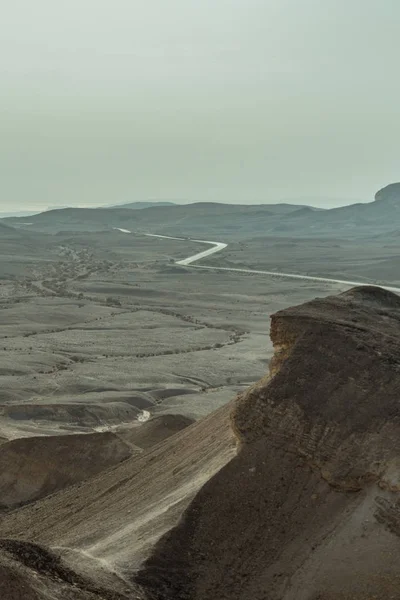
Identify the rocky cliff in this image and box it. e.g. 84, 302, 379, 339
137, 286, 400, 600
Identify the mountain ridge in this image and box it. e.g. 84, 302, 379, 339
3, 183, 398, 239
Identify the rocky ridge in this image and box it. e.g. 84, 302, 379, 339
137, 286, 400, 599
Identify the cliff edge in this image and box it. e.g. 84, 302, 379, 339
137, 286, 400, 600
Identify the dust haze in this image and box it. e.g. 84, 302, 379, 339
2, 0, 400, 209
1, 2, 400, 599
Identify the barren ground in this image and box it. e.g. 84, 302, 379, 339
0, 224, 399, 598
0, 229, 354, 441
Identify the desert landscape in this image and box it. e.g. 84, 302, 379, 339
3, 0, 400, 594
0, 183, 399, 598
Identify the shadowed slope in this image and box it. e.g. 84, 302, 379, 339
0, 539, 139, 599
0, 432, 135, 508
0, 406, 236, 580
136, 286, 400, 600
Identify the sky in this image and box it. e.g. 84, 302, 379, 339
1, 0, 400, 211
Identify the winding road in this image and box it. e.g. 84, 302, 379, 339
114, 229, 400, 294
144, 233, 227, 266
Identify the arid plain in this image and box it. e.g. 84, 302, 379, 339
0, 188, 399, 599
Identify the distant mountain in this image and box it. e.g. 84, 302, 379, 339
3, 185, 399, 239
1, 202, 308, 237
286, 182, 400, 234
0, 222, 20, 235
0, 220, 55, 249
280, 196, 361, 208
282, 206, 322, 218
0, 219, 54, 277
0, 220, 54, 248
108, 201, 177, 209
375, 182, 400, 207
0, 210, 39, 218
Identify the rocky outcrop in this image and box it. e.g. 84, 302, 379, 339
375, 182, 400, 206
137, 286, 400, 600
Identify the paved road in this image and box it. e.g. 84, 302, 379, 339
176, 241, 228, 266
190, 264, 400, 294
143, 233, 227, 265
114, 230, 400, 294
113, 227, 132, 234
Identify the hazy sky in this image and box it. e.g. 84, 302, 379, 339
2, 0, 400, 210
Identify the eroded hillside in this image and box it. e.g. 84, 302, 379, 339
137, 286, 400, 600
1, 286, 400, 599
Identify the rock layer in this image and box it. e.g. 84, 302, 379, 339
137, 286, 400, 600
